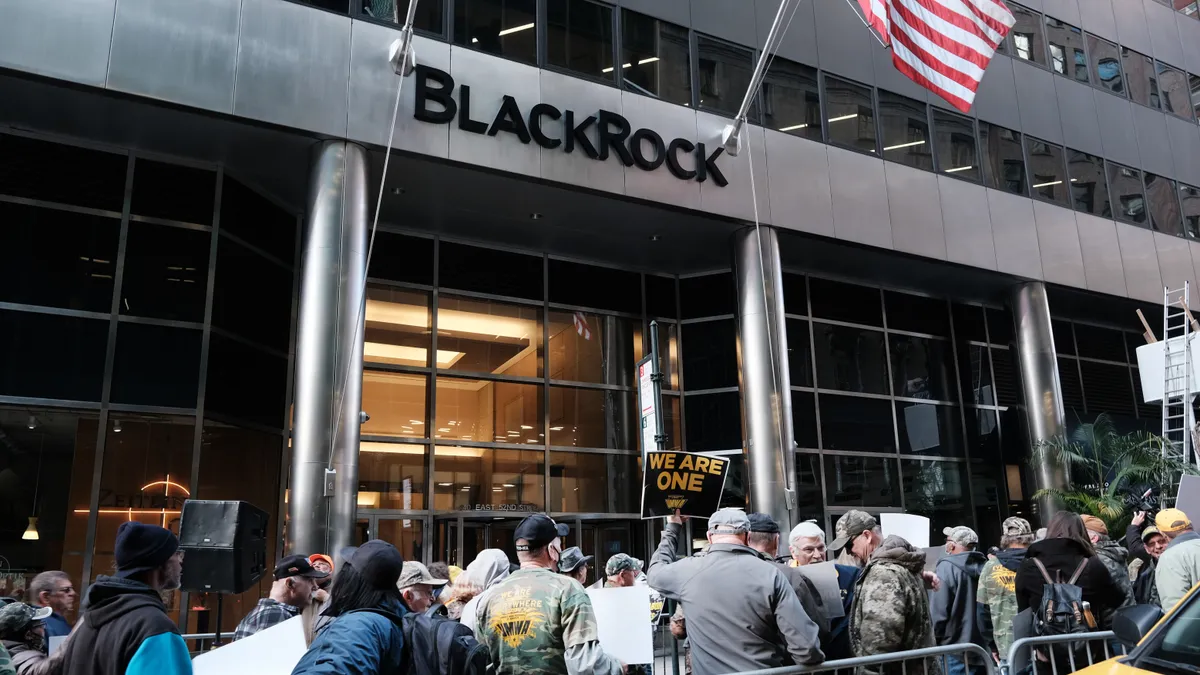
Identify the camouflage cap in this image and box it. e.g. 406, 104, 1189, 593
1142, 526, 1163, 541
605, 553, 643, 576
0, 603, 52, 633
830, 510, 878, 552
943, 525, 979, 547
557, 546, 594, 573
1002, 516, 1033, 536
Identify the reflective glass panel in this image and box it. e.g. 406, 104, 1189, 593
662, 394, 682, 451
1181, 183, 1200, 239
696, 35, 756, 119
890, 335, 954, 401
979, 123, 1027, 196
809, 277, 883, 326
435, 378, 543, 444
210, 236, 292, 352
1122, 48, 1159, 108
547, 0, 613, 80
1145, 173, 1183, 236
645, 274, 677, 319
620, 10, 691, 106
787, 318, 814, 388
933, 110, 979, 181
1025, 137, 1069, 205
1009, 4, 1047, 65
433, 446, 544, 511
377, 519, 425, 563
824, 76, 877, 154
0, 202, 119, 312
1045, 18, 1088, 83
111, 323, 201, 408
358, 442, 427, 510
120, 222, 210, 322
453, 0, 537, 65
204, 334, 288, 428
549, 258, 641, 315
1107, 162, 1147, 225
885, 291, 950, 336
1087, 34, 1124, 95
1066, 150, 1110, 217
548, 387, 634, 450
762, 57, 823, 142
439, 241, 542, 300
683, 392, 741, 452
651, 321, 680, 390
361, 371, 428, 439
793, 391, 818, 449
370, 231, 434, 286
1157, 62, 1192, 120
362, 0, 442, 33
1079, 360, 1135, 416
680, 272, 735, 319
681, 319, 738, 390
896, 402, 963, 457
0, 311, 107, 401
795, 454, 825, 524
1192, 74, 1200, 122
878, 91, 933, 171
966, 407, 1001, 464
437, 295, 542, 377
952, 303, 987, 343
957, 344, 995, 405
813, 324, 888, 394
823, 454, 900, 508
0, 134, 126, 212
550, 452, 640, 513
364, 286, 431, 368
549, 310, 637, 385
901, 459, 969, 536
819, 394, 895, 453
131, 160, 215, 226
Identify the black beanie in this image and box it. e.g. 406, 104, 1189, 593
114, 522, 179, 578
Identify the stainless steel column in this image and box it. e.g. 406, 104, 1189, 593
732, 225, 797, 530
289, 140, 368, 559
1011, 281, 1068, 517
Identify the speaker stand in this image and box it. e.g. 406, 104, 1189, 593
213, 594, 224, 647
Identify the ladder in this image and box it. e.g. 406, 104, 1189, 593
1162, 282, 1195, 503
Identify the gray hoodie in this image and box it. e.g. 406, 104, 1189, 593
459, 549, 512, 634
931, 550, 988, 658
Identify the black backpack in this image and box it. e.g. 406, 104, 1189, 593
349, 607, 489, 675
1031, 558, 1095, 638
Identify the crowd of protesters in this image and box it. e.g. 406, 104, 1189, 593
5, 505, 1200, 675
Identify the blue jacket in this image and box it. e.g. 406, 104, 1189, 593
827, 563, 860, 660
42, 613, 71, 639
61, 576, 191, 675
292, 601, 407, 675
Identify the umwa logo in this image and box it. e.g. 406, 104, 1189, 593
664, 496, 688, 510
491, 609, 545, 648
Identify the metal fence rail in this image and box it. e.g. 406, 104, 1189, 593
735, 643, 996, 675
1004, 631, 1127, 675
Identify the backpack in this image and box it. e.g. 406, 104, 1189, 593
349, 607, 489, 675
1031, 558, 1096, 638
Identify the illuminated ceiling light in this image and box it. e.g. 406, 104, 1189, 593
471, 37, 478, 43
778, 123, 809, 132
637, 57, 659, 65
944, 166, 974, 173
503, 483, 515, 487
492, 487, 502, 492
602, 66, 615, 73
27, 415, 36, 430
460, 486, 471, 491
1031, 180, 1063, 188
113, 419, 122, 433
550, 426, 564, 431
497, 22, 535, 36
438, 482, 453, 487
410, 420, 424, 425
883, 140, 926, 151
363, 343, 464, 368
366, 301, 536, 342
360, 442, 426, 455
520, 425, 534, 430
827, 114, 857, 123
22, 517, 39, 541
438, 428, 451, 433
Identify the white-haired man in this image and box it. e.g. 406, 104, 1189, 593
787, 520, 860, 660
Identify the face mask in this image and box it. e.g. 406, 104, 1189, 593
27, 630, 46, 653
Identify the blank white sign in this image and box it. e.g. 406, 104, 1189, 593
192, 616, 306, 675
587, 586, 654, 665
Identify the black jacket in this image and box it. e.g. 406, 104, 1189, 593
61, 576, 191, 675
1015, 539, 1123, 620
1126, 523, 1152, 566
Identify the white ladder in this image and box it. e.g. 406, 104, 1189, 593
1162, 282, 1195, 503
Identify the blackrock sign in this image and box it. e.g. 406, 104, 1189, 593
413, 65, 728, 187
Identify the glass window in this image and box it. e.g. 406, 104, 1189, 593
823, 76, 877, 154
0, 134, 127, 212
210, 236, 292, 352
958, 344, 995, 405
1191, 74, 1200, 122
824, 454, 900, 507
885, 291, 950, 336
204, 334, 288, 428
0, 310, 107, 401
783, 273, 808, 315
901, 459, 969, 536
896, 402, 963, 457
683, 391, 741, 451
878, 91, 933, 171
131, 160, 215, 226
1107, 162, 1147, 225
795, 454, 825, 524
1025, 137, 1069, 205
547, 0, 613, 81
661, 394, 682, 450
433, 446, 544, 511
1179, 1, 1200, 17
1087, 34, 1124, 95
1055, 320, 1076, 355
1079, 360, 1135, 416
111, 323, 201, 408
435, 377, 543, 444
619, 9, 691, 106
1156, 62, 1192, 120
370, 232, 434, 286
1073, 325, 1127, 361
809, 277, 883, 326
762, 57, 823, 142
437, 295, 542, 377
1181, 183, 1200, 239
696, 34, 755, 119
0, 202, 119, 313
979, 123, 1027, 196
376, 518, 425, 564
1009, 4, 1047, 65
364, 287, 431, 368
965, 407, 1001, 464
991, 348, 1020, 406
987, 306, 1014, 345
952, 303, 987, 343
218, 175, 296, 266
358, 442, 427, 510
363, 0, 443, 34
1122, 48, 1159, 108
120, 223, 210, 323
548, 387, 634, 450
820, 394, 895, 452
681, 319, 738, 390
453, 0, 537, 65
1066, 150, 1110, 217
549, 259, 641, 314
933, 110, 979, 181
550, 452, 639, 513
679, 272, 735, 319
651, 321, 680, 390
548, 311, 638, 385
1044, 18, 1088, 83
361, 372, 428, 439
813, 324, 889, 394
439, 241, 542, 300
793, 391, 818, 448
787, 318, 814, 388
890, 335, 954, 401
1146, 173, 1183, 236
645, 274, 677, 319
718, 453, 747, 510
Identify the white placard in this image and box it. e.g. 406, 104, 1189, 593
880, 513, 931, 549
192, 616, 306, 675
793, 561, 845, 619
48, 636, 67, 655
587, 586, 654, 665
1176, 475, 1200, 523
1136, 337, 1200, 403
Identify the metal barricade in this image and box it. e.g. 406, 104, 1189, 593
722, 643, 996, 675
1003, 632, 1128, 675
180, 632, 219, 655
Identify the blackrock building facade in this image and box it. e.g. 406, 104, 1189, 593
2, 0, 1200, 634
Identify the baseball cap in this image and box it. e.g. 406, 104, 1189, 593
830, 510, 878, 552
309, 553, 334, 570
558, 546, 594, 573
274, 554, 330, 581
396, 561, 448, 590
943, 525, 980, 547
1142, 526, 1163, 541
605, 553, 643, 576
748, 513, 781, 534
1002, 517, 1033, 536
514, 514, 570, 551
0, 603, 52, 633
345, 540, 405, 590
707, 508, 751, 535
1080, 515, 1108, 536
1157, 508, 1192, 534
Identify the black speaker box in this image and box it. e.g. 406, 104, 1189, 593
179, 500, 269, 594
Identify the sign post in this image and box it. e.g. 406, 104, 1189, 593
637, 321, 667, 463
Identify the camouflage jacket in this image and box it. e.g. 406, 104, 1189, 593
1093, 538, 1136, 628
976, 548, 1025, 657
0, 641, 13, 675
850, 536, 941, 675
477, 567, 621, 675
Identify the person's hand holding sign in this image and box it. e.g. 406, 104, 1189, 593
667, 509, 688, 525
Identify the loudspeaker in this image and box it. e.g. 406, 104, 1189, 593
179, 500, 269, 594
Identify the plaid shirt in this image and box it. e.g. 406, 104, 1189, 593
232, 598, 299, 641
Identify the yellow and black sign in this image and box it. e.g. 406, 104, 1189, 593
640, 451, 730, 519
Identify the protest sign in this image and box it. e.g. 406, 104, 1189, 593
880, 513, 931, 549
640, 451, 730, 518
587, 586, 654, 665
1175, 475, 1200, 523
794, 561, 845, 619
192, 616, 306, 675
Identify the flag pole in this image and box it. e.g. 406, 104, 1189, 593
843, 0, 890, 48
719, 0, 803, 155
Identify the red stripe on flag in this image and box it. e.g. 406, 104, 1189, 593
857, 0, 891, 43
909, 0, 997, 46
890, 50, 974, 111
961, 0, 1017, 37
888, 17, 985, 92
891, 0, 993, 70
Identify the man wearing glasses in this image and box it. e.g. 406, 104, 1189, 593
28, 572, 75, 639
787, 520, 859, 660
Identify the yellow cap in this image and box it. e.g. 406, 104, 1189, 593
1156, 508, 1192, 534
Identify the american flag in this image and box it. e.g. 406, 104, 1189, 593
856, 0, 1016, 112
573, 311, 591, 340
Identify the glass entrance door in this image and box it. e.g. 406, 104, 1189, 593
356, 513, 427, 562
435, 516, 524, 568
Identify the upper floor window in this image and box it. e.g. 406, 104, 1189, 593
547, 0, 613, 81
696, 34, 755, 119
762, 57, 822, 143
1191, 74, 1200, 121
1155, 61, 1193, 121
1145, 173, 1183, 237
1045, 18, 1088, 84
1066, 150, 1108, 217
878, 91, 932, 171
620, 10, 691, 106
823, 75, 877, 155
933, 110, 979, 182
1121, 48, 1159, 109
363, 0, 444, 35
1107, 161, 1147, 226
979, 122, 1026, 196
1025, 136, 1068, 205
1086, 34, 1124, 96
1182, 184, 1200, 239
453, 0, 537, 65
1009, 4, 1047, 66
